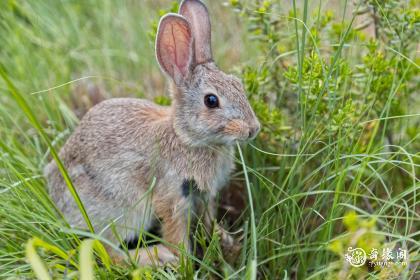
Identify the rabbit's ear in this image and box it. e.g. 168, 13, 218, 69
156, 14, 193, 84
179, 0, 212, 64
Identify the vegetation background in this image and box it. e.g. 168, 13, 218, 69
0, 0, 418, 279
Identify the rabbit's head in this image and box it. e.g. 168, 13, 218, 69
156, 0, 260, 146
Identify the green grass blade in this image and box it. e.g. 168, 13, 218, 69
237, 142, 257, 280
26, 238, 52, 280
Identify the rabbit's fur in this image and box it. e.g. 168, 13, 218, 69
44, 0, 260, 265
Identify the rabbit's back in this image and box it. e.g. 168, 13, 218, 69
62, 98, 169, 160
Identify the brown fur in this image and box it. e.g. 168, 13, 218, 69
44, 0, 259, 266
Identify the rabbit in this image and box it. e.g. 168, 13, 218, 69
44, 0, 260, 266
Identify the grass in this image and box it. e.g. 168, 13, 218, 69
0, 0, 419, 279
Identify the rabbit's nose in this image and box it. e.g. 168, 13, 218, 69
248, 122, 261, 139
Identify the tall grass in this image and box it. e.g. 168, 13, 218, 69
0, 0, 418, 279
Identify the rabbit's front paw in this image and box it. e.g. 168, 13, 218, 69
215, 225, 234, 248
215, 225, 241, 262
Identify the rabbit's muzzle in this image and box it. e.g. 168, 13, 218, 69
224, 119, 260, 141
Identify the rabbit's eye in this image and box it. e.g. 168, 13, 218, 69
204, 94, 219, 108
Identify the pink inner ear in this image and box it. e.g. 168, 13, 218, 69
156, 16, 193, 81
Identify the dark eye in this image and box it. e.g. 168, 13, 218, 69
204, 94, 219, 108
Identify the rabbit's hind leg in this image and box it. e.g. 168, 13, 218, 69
106, 244, 178, 267
135, 244, 178, 266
